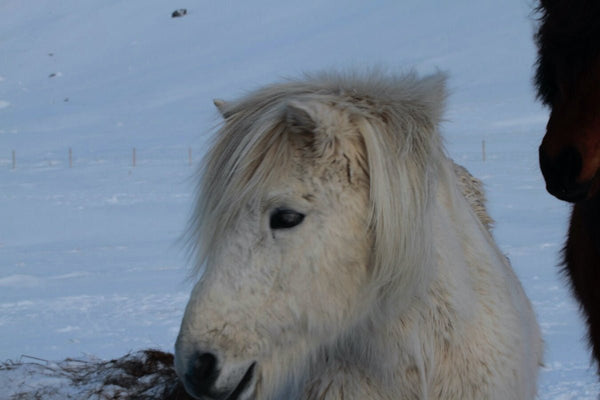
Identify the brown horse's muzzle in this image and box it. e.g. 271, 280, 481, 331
539, 144, 591, 202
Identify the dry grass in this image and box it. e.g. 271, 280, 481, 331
1, 349, 194, 399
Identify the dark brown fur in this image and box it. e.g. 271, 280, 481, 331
535, 0, 600, 375
565, 199, 600, 373
534, 0, 600, 106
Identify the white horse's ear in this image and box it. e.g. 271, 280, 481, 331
285, 101, 317, 134
213, 99, 231, 118
286, 101, 338, 159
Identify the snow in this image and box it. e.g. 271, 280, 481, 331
0, 0, 598, 397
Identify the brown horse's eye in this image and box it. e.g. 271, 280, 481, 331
270, 209, 305, 230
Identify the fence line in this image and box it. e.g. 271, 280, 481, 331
8, 147, 196, 171
9, 144, 494, 170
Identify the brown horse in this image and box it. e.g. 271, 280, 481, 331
535, 0, 600, 374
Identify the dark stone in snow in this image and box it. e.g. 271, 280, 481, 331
172, 9, 187, 18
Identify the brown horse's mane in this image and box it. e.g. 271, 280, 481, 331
534, 0, 600, 106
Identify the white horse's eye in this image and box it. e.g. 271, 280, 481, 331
270, 209, 305, 230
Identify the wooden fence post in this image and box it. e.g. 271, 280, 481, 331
132, 147, 136, 167
12, 150, 16, 170
482, 140, 486, 162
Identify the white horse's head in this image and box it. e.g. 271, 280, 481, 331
175, 72, 446, 399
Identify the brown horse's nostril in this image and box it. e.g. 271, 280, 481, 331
539, 145, 589, 202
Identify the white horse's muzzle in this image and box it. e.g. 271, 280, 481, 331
175, 339, 257, 400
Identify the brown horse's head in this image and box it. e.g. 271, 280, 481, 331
539, 55, 600, 202
535, 0, 600, 202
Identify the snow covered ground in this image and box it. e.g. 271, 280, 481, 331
1, 0, 598, 397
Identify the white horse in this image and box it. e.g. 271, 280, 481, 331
175, 71, 542, 400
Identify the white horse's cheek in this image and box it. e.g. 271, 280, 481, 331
276, 230, 370, 337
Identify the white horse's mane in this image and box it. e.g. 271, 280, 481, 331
190, 70, 447, 303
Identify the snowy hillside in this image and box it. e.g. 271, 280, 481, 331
1, 0, 598, 397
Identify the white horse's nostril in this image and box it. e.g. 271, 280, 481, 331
177, 349, 257, 400
182, 351, 220, 399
